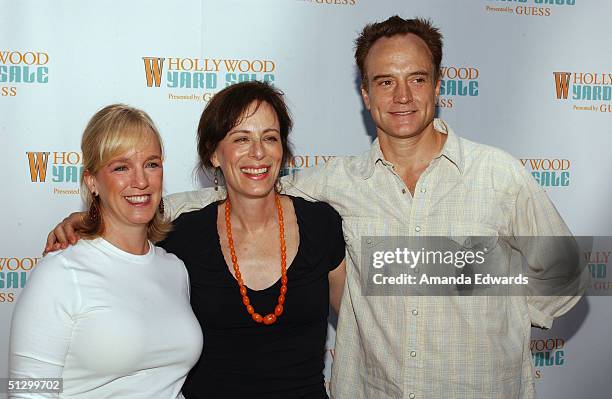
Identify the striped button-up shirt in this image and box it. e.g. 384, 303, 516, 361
165, 119, 583, 399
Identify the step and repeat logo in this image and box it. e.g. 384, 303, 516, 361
586, 249, 610, 292
437, 66, 479, 110
26, 151, 83, 195
297, 0, 357, 5
142, 56, 277, 102
0, 50, 49, 97
531, 336, 566, 379
485, 0, 576, 17
554, 72, 612, 114
282, 155, 336, 177
520, 158, 571, 187
0, 256, 40, 304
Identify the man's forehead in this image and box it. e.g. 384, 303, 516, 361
369, 33, 432, 58
365, 34, 434, 73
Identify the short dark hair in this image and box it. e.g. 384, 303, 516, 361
197, 81, 293, 172
355, 16, 443, 86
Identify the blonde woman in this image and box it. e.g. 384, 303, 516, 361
9, 105, 202, 398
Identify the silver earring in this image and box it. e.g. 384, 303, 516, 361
214, 168, 219, 191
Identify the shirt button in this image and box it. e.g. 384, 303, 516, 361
415, 226, 421, 232
410, 351, 417, 357
409, 394, 416, 399
401, 188, 407, 194
420, 187, 426, 193
412, 309, 418, 316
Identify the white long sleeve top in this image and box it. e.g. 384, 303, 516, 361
9, 237, 203, 399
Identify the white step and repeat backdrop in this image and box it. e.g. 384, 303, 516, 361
1, 0, 611, 397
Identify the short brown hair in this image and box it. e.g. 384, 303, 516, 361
197, 81, 293, 173
355, 16, 443, 86
78, 104, 171, 242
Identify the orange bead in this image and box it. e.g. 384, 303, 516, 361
263, 313, 277, 325
226, 194, 289, 326
274, 305, 283, 316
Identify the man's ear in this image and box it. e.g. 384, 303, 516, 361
361, 82, 371, 111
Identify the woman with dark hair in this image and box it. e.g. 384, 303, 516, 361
159, 81, 346, 398
44, 82, 346, 398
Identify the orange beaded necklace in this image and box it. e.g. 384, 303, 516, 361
224, 193, 287, 325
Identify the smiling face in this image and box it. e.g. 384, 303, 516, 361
211, 101, 283, 201
361, 33, 441, 141
84, 133, 163, 238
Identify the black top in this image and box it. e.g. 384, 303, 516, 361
159, 196, 345, 399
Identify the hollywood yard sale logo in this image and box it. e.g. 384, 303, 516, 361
485, 0, 576, 17
297, 0, 357, 5
437, 66, 479, 110
282, 155, 337, 178
520, 158, 571, 187
26, 151, 83, 195
531, 336, 566, 379
0, 50, 49, 97
142, 56, 276, 102
586, 247, 611, 293
0, 256, 40, 303
554, 71, 612, 114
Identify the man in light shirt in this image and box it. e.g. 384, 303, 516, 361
50, 16, 584, 399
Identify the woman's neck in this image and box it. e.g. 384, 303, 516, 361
102, 225, 150, 255
225, 191, 279, 234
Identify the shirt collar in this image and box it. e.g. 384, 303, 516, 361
358, 118, 465, 179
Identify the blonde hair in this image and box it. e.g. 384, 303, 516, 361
78, 104, 171, 242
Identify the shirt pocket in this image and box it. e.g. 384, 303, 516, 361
448, 221, 503, 280
442, 186, 512, 236
341, 216, 389, 286
341, 216, 392, 252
